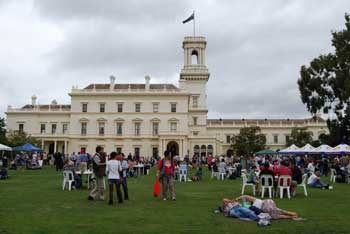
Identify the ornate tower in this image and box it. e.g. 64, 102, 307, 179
179, 36, 210, 137
179, 36, 210, 109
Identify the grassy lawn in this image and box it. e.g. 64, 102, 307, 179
0, 167, 350, 234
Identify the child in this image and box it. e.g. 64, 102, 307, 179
105, 152, 123, 205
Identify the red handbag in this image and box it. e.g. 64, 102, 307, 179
153, 176, 161, 197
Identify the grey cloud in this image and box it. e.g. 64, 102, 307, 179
1, 0, 349, 120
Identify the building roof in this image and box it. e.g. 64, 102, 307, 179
21, 104, 71, 110
207, 116, 325, 125
83, 83, 180, 91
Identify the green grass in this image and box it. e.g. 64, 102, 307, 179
0, 167, 350, 234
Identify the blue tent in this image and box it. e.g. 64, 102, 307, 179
13, 143, 43, 152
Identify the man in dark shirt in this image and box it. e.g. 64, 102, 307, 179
259, 162, 274, 186
290, 160, 302, 196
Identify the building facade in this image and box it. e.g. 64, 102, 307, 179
5, 36, 328, 157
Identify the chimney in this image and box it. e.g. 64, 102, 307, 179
31, 95, 37, 106
110, 75, 116, 90
145, 75, 151, 90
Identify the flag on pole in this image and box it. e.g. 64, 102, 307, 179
182, 12, 194, 24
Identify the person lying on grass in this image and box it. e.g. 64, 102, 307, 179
235, 195, 299, 220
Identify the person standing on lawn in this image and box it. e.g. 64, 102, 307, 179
105, 152, 123, 205
156, 150, 176, 201
88, 146, 106, 201
120, 153, 129, 200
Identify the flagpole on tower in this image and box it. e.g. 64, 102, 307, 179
193, 10, 195, 37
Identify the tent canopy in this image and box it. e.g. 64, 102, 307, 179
331, 143, 350, 154
279, 144, 301, 154
255, 149, 277, 155
298, 143, 316, 153
311, 144, 333, 154
0, 143, 12, 151
13, 143, 42, 152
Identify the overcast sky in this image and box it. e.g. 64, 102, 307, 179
0, 0, 349, 119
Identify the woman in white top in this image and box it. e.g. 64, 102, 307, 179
105, 152, 123, 205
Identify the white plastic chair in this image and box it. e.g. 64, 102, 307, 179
297, 174, 308, 196
62, 171, 75, 191
241, 173, 256, 195
219, 167, 226, 181
278, 175, 291, 199
330, 169, 337, 183
38, 160, 43, 167
179, 169, 187, 182
260, 175, 274, 198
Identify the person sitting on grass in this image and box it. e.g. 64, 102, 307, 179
191, 167, 203, 182
236, 195, 299, 220
308, 171, 333, 190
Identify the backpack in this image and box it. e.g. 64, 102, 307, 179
0, 168, 8, 179
92, 154, 100, 173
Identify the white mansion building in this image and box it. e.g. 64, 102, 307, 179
5, 36, 328, 157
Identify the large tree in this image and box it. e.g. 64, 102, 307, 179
298, 13, 350, 145
287, 127, 314, 147
6, 130, 40, 147
231, 126, 266, 156
0, 117, 8, 144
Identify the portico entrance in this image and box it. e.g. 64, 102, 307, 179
167, 141, 179, 157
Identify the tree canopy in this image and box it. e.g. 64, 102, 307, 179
298, 13, 350, 144
6, 130, 40, 147
231, 126, 266, 156
287, 127, 314, 147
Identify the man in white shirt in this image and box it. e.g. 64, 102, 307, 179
308, 171, 332, 189
105, 152, 123, 205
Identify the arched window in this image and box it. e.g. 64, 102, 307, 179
200, 145, 207, 157
207, 145, 213, 156
191, 50, 198, 65
194, 145, 200, 154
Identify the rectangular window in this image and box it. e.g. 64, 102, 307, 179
98, 122, 105, 135
134, 147, 140, 157
193, 96, 198, 107
51, 124, 57, 134
81, 123, 87, 136
226, 135, 231, 144
152, 122, 159, 135
274, 135, 279, 144
82, 103, 88, 112
116, 123, 123, 136
19, 123, 24, 132
135, 103, 141, 112
170, 122, 177, 132
193, 117, 198, 126
134, 123, 141, 136
62, 124, 68, 134
117, 103, 123, 113
116, 147, 122, 154
193, 131, 199, 136
171, 103, 177, 113
99, 103, 105, 113
153, 103, 159, 113
152, 148, 158, 158
285, 135, 290, 143
40, 124, 46, 134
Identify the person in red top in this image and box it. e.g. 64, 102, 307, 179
273, 160, 292, 177
156, 150, 176, 201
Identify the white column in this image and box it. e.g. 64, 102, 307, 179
54, 140, 57, 153
64, 141, 67, 155
41, 140, 44, 151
